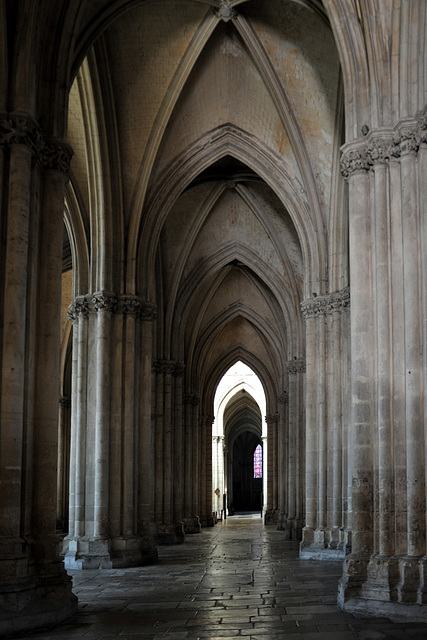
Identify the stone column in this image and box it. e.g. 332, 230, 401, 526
153, 360, 185, 544
65, 295, 158, 568
276, 391, 288, 533
57, 396, 71, 532
67, 298, 89, 542
0, 114, 77, 635
137, 302, 158, 563
396, 124, 426, 603
338, 118, 427, 619
182, 393, 201, 533
300, 292, 349, 560
200, 414, 215, 527
264, 413, 278, 523
173, 364, 185, 525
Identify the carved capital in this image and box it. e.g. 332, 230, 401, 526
277, 392, 288, 404
152, 359, 176, 375
92, 291, 118, 313
40, 137, 73, 175
202, 414, 215, 426
367, 137, 394, 164
0, 112, 42, 154
328, 287, 350, 313
301, 297, 328, 318
183, 392, 200, 406
140, 301, 157, 321
0, 112, 73, 175
394, 126, 419, 156
287, 358, 306, 375
417, 113, 427, 145
301, 287, 350, 318
68, 297, 90, 322
265, 412, 279, 424
117, 296, 143, 316
341, 147, 371, 178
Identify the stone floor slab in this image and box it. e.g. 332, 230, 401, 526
23, 515, 427, 640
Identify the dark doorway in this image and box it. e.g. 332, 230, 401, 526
232, 431, 262, 511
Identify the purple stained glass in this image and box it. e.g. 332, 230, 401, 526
254, 444, 262, 478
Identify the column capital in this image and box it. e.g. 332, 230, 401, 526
183, 392, 200, 406
152, 359, 176, 375
68, 293, 157, 321
301, 287, 350, 319
286, 358, 306, 375
67, 296, 90, 322
277, 391, 288, 404
341, 107, 427, 178
265, 412, 279, 424
0, 111, 73, 175
92, 291, 118, 313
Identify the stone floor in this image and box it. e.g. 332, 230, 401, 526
26, 514, 427, 640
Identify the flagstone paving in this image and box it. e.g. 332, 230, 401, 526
24, 515, 427, 640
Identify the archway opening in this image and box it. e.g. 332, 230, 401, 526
212, 361, 266, 519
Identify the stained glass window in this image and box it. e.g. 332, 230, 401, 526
254, 444, 262, 478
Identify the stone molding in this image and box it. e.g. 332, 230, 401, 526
301, 287, 350, 319
68, 293, 157, 322
287, 358, 306, 375
341, 108, 427, 178
0, 111, 73, 175
183, 392, 200, 406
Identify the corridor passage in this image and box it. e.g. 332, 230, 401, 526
31, 516, 426, 640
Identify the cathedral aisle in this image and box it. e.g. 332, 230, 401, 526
28, 516, 427, 640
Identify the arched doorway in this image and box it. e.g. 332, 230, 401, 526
212, 361, 266, 518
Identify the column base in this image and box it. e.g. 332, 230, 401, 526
338, 554, 427, 621
182, 516, 201, 534
0, 538, 77, 637
63, 535, 158, 569
300, 527, 346, 561
156, 522, 185, 545
199, 514, 215, 527
264, 508, 279, 524
276, 512, 291, 537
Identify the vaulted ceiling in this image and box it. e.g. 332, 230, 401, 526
65, 0, 343, 401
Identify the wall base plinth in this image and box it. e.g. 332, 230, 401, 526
63, 535, 157, 569
338, 555, 427, 621
182, 516, 201, 534
0, 572, 77, 637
